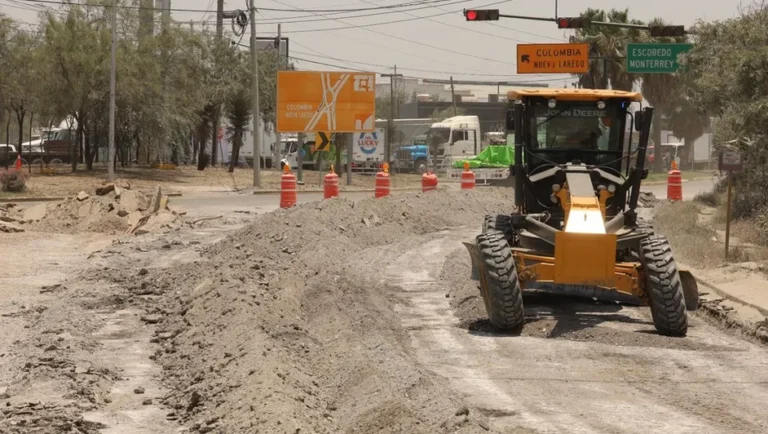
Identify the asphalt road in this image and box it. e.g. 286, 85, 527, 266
168, 177, 718, 218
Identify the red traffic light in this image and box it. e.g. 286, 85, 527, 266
464, 9, 499, 21
557, 17, 589, 29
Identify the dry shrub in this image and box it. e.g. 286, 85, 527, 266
0, 170, 27, 192
654, 201, 721, 266
694, 188, 719, 206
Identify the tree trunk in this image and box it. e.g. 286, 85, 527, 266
211, 106, 219, 166
228, 135, 241, 173
652, 113, 663, 173
15, 108, 25, 165
71, 120, 80, 172
197, 136, 208, 170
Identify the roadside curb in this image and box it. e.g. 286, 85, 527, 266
693, 278, 768, 344
694, 277, 768, 318
251, 187, 428, 195
0, 196, 65, 203
0, 192, 182, 203
643, 177, 713, 186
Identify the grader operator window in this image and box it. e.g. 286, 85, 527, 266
529, 103, 620, 152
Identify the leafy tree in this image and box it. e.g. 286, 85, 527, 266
678, 3, 768, 217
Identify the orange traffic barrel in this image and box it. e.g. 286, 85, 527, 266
422, 171, 438, 192
461, 162, 475, 190
324, 165, 339, 199
667, 169, 682, 202
375, 164, 390, 198
280, 164, 297, 208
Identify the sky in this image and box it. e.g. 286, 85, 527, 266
0, 0, 749, 92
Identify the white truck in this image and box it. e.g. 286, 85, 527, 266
427, 115, 483, 173
348, 128, 385, 172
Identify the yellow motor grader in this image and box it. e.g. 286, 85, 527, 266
464, 89, 699, 336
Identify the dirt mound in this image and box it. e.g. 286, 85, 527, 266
111, 189, 512, 433
23, 185, 182, 235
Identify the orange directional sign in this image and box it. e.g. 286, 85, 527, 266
517, 43, 589, 74
276, 71, 376, 133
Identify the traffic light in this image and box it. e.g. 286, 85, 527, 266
464, 9, 500, 21
557, 17, 590, 28
649, 25, 685, 37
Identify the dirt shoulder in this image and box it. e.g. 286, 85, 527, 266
0, 164, 426, 200
653, 200, 768, 343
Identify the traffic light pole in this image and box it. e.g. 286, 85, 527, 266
467, 9, 686, 33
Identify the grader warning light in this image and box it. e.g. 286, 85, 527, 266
464, 9, 499, 21
557, 17, 590, 28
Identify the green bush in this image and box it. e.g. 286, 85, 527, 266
0, 170, 27, 192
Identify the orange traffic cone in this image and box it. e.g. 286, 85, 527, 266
14, 154, 21, 170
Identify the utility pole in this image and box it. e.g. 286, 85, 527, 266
380, 71, 402, 169
273, 24, 282, 170
107, 0, 116, 181
393, 65, 398, 119
250, 0, 262, 187
450, 76, 457, 116
213, 0, 224, 167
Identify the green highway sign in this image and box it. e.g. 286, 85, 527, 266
626, 43, 693, 73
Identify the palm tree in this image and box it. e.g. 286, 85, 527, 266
639, 17, 688, 172
225, 91, 251, 173
196, 103, 216, 171
572, 9, 645, 91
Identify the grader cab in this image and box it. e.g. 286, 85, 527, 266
464, 89, 698, 336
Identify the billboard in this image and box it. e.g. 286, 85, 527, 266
276, 71, 376, 133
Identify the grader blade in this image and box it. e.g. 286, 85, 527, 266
678, 270, 699, 311
463, 241, 482, 282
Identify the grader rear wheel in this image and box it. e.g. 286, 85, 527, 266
475, 230, 525, 331
640, 235, 688, 337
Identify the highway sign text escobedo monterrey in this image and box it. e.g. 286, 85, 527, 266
276, 71, 376, 133
517, 43, 589, 74
627, 43, 693, 74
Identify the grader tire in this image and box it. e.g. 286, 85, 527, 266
640, 235, 688, 337
482, 214, 514, 239
476, 230, 525, 331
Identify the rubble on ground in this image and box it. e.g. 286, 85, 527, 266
106, 189, 513, 434
20, 183, 182, 235
638, 191, 658, 207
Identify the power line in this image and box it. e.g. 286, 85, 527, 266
13, 0, 454, 14
272, 0, 516, 67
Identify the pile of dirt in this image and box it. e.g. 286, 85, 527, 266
105, 189, 513, 433
22, 183, 182, 235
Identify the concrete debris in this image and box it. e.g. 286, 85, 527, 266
23, 203, 47, 221
638, 191, 658, 207
0, 220, 24, 233
21, 185, 180, 235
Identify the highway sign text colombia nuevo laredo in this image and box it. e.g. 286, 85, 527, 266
276, 71, 376, 133
627, 43, 693, 74
517, 43, 589, 74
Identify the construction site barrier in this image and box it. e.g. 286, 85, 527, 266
667, 169, 683, 202
422, 172, 438, 192
280, 165, 297, 208
324, 166, 339, 199
375, 166, 390, 198
461, 162, 475, 190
